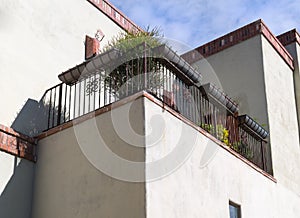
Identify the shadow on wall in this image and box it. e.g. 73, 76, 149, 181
0, 99, 40, 217
0, 156, 35, 218
11, 99, 49, 137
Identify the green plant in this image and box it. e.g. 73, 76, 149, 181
231, 141, 253, 160
217, 125, 229, 146
200, 122, 254, 160
101, 27, 166, 98
200, 123, 230, 146
102, 26, 163, 52
200, 123, 213, 133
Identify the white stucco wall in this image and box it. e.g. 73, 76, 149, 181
0, 152, 15, 195
262, 37, 300, 195
31, 98, 146, 218
144, 97, 300, 218
0, 151, 35, 218
0, 0, 124, 126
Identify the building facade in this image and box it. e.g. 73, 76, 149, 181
1, 1, 300, 218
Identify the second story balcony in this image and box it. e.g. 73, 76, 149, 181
37, 43, 273, 175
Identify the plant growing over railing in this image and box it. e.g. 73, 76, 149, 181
103, 26, 163, 53
100, 27, 166, 98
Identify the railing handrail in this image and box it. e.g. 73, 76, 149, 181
40, 83, 64, 102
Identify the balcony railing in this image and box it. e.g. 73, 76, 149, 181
39, 43, 273, 174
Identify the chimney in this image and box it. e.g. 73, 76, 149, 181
85, 35, 100, 60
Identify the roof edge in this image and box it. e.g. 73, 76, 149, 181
87, 0, 142, 33
277, 29, 300, 47
181, 19, 294, 70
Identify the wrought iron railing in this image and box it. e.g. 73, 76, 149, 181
39, 43, 273, 174
237, 127, 267, 171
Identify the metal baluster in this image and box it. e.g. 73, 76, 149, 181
56, 84, 63, 126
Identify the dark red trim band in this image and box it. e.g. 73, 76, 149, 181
277, 29, 300, 47
87, 0, 142, 33
0, 125, 37, 162
182, 19, 294, 70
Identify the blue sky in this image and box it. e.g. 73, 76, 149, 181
110, 0, 300, 50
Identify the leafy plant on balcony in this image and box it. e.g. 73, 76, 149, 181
231, 141, 254, 160
200, 123, 214, 133
200, 122, 254, 160
200, 123, 230, 146
103, 26, 163, 53
219, 126, 229, 146
101, 27, 166, 98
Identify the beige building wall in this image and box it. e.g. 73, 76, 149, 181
31, 98, 146, 218
31, 93, 300, 217
192, 35, 269, 130
0, 0, 124, 126
144, 97, 300, 218
284, 42, 300, 134
190, 34, 300, 195
262, 37, 300, 195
